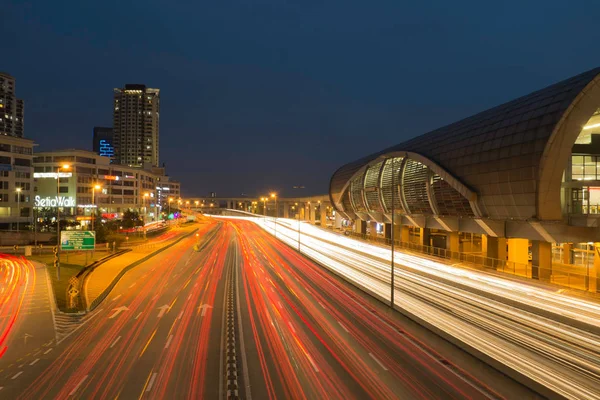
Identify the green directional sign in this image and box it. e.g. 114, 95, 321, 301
61, 231, 96, 251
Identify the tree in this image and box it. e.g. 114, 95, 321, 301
122, 210, 143, 229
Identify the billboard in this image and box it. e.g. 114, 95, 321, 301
61, 231, 96, 251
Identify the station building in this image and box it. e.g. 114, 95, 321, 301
329, 67, 600, 291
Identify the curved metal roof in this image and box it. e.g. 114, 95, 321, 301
330, 67, 600, 221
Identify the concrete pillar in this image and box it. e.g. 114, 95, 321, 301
320, 205, 327, 227
354, 220, 367, 234
399, 225, 409, 243
484, 236, 507, 260
508, 239, 529, 275
334, 212, 342, 229
369, 221, 378, 239
562, 243, 573, 265
531, 240, 552, 281
447, 231, 459, 253
299, 206, 305, 221
309, 205, 316, 224
419, 228, 430, 247
592, 244, 600, 292
283, 203, 289, 218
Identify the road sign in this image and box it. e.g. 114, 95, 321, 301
61, 231, 96, 251
53, 246, 58, 254
68, 287, 79, 297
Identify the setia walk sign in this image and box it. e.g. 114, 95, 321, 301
61, 231, 96, 251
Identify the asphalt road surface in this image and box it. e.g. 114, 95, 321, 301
0, 220, 537, 399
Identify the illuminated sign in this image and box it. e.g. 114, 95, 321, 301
77, 204, 97, 208
99, 139, 114, 157
34, 195, 75, 207
102, 213, 119, 219
104, 175, 119, 181
33, 172, 73, 178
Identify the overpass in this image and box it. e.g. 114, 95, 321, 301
179, 195, 338, 226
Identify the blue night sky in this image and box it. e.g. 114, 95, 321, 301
3, 1, 600, 197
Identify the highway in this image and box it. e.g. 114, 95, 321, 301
0, 219, 533, 399
252, 217, 600, 399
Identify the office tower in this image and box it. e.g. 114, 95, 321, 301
113, 84, 160, 167
0, 72, 24, 137
93, 127, 115, 158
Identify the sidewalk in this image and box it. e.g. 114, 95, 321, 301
84, 224, 198, 309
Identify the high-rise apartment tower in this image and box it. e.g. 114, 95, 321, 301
0, 72, 24, 137
113, 84, 160, 167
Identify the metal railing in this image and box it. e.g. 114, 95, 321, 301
343, 230, 598, 293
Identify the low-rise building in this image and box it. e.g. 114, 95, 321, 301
33, 149, 181, 228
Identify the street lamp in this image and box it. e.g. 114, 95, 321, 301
168, 197, 173, 220
261, 197, 267, 223
56, 163, 71, 280
270, 193, 277, 237
15, 187, 21, 232
92, 184, 101, 231
143, 192, 150, 238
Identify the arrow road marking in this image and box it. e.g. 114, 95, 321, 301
24, 333, 33, 345
157, 305, 170, 318
197, 304, 213, 317
109, 306, 129, 319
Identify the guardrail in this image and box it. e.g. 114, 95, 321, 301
343, 230, 598, 292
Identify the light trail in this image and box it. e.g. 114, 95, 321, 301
215, 215, 600, 399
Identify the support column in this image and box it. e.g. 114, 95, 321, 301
447, 231, 459, 254
369, 221, 378, 239
309, 205, 316, 224
419, 227, 430, 247
320, 205, 327, 227
484, 235, 507, 270
592, 244, 600, 292
531, 240, 552, 281
507, 238, 529, 276
354, 220, 367, 234
562, 243, 573, 265
334, 212, 342, 229
299, 205, 305, 221
283, 203, 289, 218
399, 225, 409, 244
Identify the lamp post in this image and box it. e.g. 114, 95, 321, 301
390, 157, 396, 309
271, 193, 277, 237
15, 187, 21, 232
92, 184, 101, 231
143, 192, 149, 238
56, 164, 70, 280
261, 197, 267, 223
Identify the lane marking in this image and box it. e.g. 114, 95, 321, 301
128, 283, 136, 289
369, 353, 388, 371
177, 311, 183, 320
110, 336, 122, 348
11, 371, 23, 379
165, 335, 173, 349
146, 373, 158, 392
338, 321, 349, 333
134, 312, 142, 320
43, 348, 53, 355
29, 358, 40, 366
139, 329, 157, 358
287, 322, 296, 333
318, 301, 326, 309
307, 355, 319, 373
69, 374, 88, 396
112, 294, 122, 301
